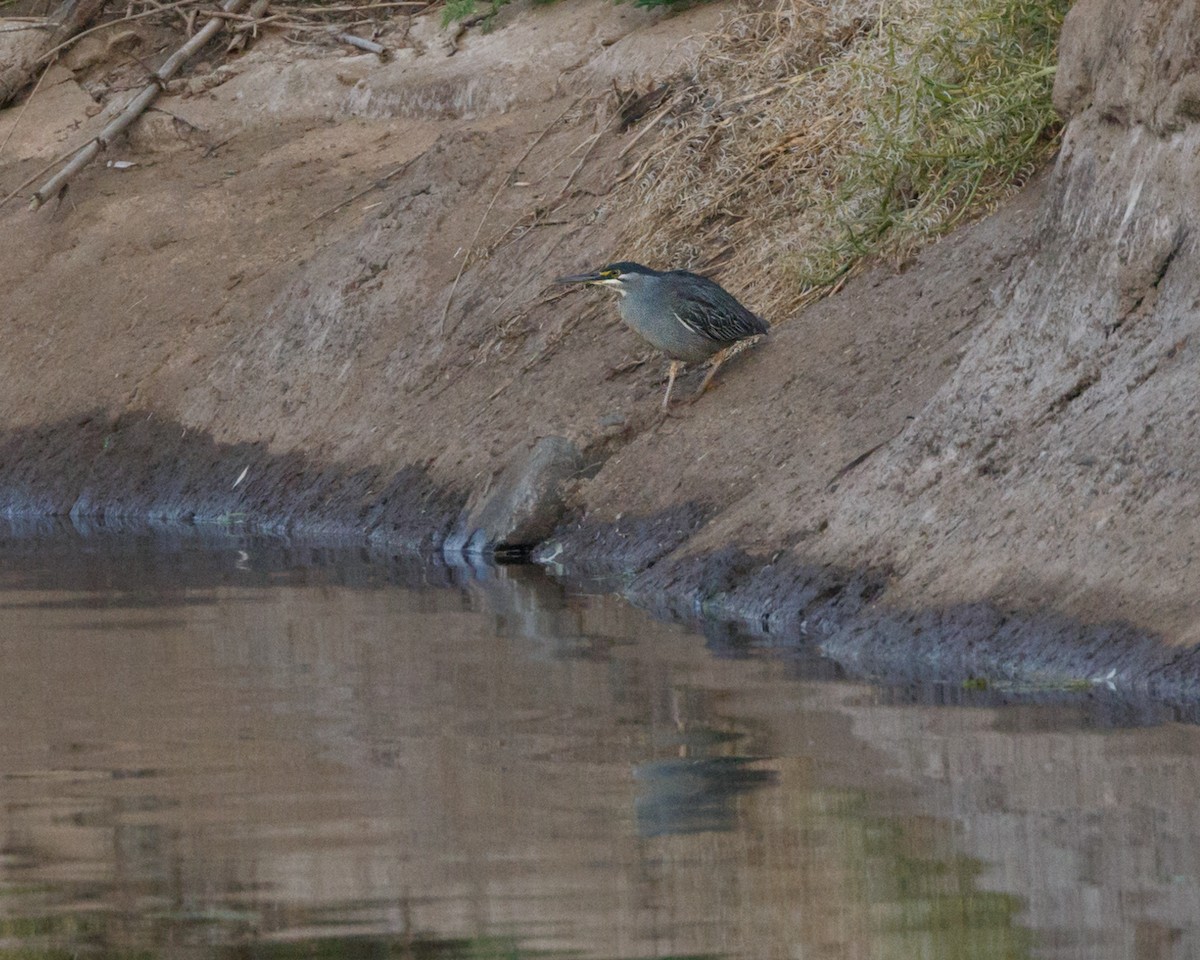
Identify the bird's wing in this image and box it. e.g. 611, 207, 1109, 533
670, 273, 769, 344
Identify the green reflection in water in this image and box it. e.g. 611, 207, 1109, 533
226, 933, 560, 958
835, 791, 1033, 960
0, 906, 727, 959
222, 941, 720, 960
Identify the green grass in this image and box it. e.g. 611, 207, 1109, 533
625, 0, 1070, 315
793, 0, 1067, 291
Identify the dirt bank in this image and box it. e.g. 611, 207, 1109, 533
2, 0, 1200, 692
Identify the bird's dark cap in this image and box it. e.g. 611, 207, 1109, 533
555, 261, 658, 284
603, 261, 657, 275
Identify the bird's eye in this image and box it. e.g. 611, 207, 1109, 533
601, 270, 617, 279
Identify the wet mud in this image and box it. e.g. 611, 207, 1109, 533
548, 524, 1200, 708
0, 411, 464, 550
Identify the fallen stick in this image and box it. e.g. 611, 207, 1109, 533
29, 0, 250, 208
332, 30, 389, 58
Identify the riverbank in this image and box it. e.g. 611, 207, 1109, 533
4, 393, 1200, 708
4, 0, 1200, 694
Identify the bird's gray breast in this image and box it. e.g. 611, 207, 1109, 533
617, 295, 720, 362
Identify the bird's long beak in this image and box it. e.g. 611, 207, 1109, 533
555, 270, 605, 285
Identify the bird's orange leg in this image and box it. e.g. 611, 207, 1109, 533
662, 359, 685, 410
690, 346, 732, 404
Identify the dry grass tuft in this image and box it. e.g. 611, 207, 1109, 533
619, 0, 1069, 320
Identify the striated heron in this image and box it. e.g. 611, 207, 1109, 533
556, 261, 769, 409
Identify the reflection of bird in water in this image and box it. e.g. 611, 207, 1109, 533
556, 261, 769, 409
633, 756, 777, 837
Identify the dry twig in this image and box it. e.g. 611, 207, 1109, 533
225, 0, 269, 49
303, 154, 418, 228
282, 1, 427, 11
331, 29, 389, 57
30, 0, 250, 207
438, 97, 579, 336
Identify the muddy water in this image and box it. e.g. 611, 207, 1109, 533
0, 528, 1198, 959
